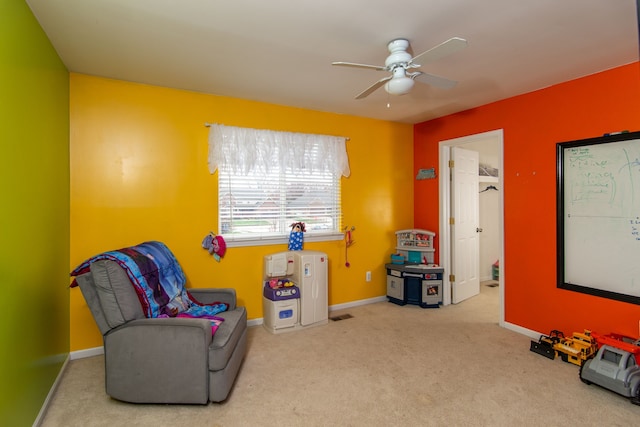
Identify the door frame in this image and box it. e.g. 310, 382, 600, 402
438, 129, 505, 326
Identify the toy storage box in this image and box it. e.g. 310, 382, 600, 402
492, 260, 499, 280
390, 254, 404, 264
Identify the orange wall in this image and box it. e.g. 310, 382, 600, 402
414, 62, 640, 337
70, 73, 414, 351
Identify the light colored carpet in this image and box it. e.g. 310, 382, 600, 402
40, 284, 640, 426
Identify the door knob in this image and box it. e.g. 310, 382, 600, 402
476, 227, 483, 232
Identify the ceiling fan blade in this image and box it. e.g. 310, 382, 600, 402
332, 61, 386, 71
413, 72, 458, 90
410, 37, 467, 67
355, 76, 392, 99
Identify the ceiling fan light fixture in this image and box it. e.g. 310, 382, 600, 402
385, 68, 414, 96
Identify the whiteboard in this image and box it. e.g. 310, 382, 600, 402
557, 131, 640, 304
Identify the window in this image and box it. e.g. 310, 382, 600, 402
602, 348, 622, 364
219, 164, 341, 243
208, 124, 349, 246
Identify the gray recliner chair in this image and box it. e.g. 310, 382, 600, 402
75, 259, 247, 404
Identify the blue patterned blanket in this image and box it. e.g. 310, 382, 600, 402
70, 241, 227, 323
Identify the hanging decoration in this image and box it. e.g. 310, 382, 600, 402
344, 226, 356, 267
416, 168, 436, 180
288, 222, 305, 251
202, 232, 227, 262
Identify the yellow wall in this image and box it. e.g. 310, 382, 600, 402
70, 73, 414, 351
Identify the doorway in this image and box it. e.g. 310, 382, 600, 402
438, 129, 505, 326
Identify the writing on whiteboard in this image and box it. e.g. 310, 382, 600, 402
566, 145, 640, 241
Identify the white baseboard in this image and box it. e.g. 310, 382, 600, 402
503, 321, 541, 340
33, 354, 70, 427
247, 318, 263, 327
70, 346, 104, 360
329, 295, 388, 311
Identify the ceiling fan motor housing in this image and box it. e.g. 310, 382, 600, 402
385, 38, 412, 69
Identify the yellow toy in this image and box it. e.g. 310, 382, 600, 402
553, 329, 598, 366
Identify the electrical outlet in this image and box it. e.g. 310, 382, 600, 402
365, 271, 371, 282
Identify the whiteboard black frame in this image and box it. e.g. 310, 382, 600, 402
557, 131, 640, 305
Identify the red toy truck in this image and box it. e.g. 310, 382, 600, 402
591, 332, 640, 364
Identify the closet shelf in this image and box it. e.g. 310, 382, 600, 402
480, 176, 498, 183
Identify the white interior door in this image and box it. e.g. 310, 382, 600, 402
451, 146, 480, 304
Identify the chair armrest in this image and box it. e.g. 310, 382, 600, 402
188, 288, 237, 309
104, 317, 213, 403
106, 317, 214, 358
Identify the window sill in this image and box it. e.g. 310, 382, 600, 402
223, 232, 344, 248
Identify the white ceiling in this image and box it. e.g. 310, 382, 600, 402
26, 0, 639, 124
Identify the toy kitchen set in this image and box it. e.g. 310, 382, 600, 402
386, 229, 444, 308
262, 250, 328, 334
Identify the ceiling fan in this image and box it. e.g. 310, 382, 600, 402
332, 37, 467, 99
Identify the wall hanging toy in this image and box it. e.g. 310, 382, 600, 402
202, 232, 227, 262
344, 226, 356, 267
288, 222, 305, 251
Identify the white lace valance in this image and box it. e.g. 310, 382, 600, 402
208, 124, 350, 177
